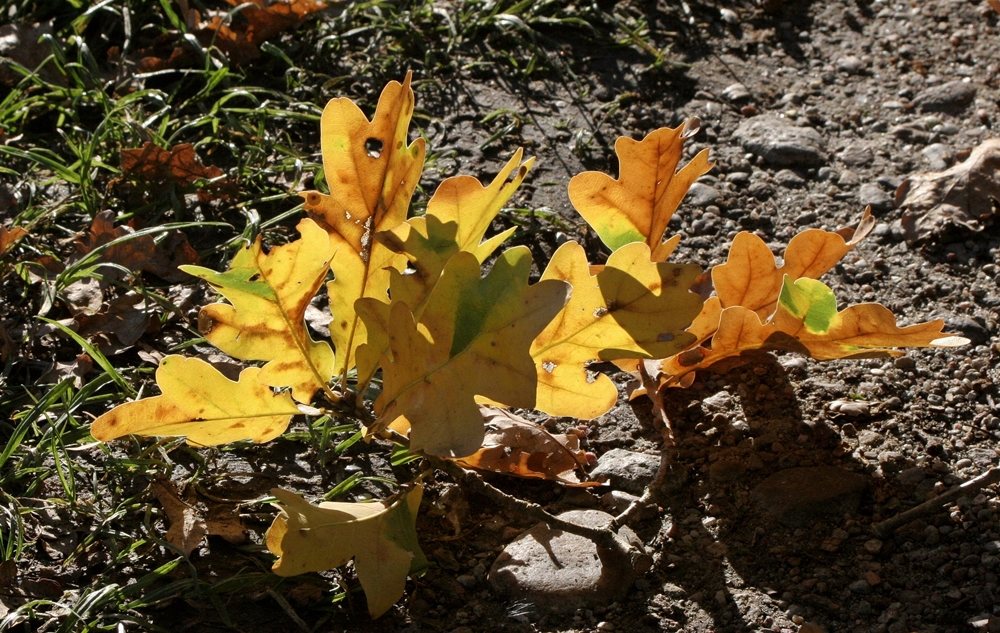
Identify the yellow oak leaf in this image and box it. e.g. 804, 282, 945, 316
658, 277, 969, 386
530, 241, 702, 419
568, 120, 712, 260
180, 218, 334, 403
91, 356, 299, 446
374, 248, 569, 457
713, 208, 875, 318
356, 150, 531, 386
267, 486, 426, 619
302, 73, 425, 380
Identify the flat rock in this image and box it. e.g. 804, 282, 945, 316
912, 80, 977, 113
838, 143, 873, 167
488, 510, 637, 613
734, 115, 827, 167
751, 466, 867, 526
858, 183, 893, 211
590, 449, 659, 494
685, 182, 722, 207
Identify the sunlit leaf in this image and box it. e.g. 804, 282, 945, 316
374, 248, 569, 457
91, 356, 299, 446
181, 218, 334, 403
267, 485, 426, 619
530, 241, 702, 418
303, 73, 425, 381
568, 120, 712, 260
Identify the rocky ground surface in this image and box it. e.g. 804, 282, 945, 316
407, 1, 1000, 632
5, 1, 1000, 632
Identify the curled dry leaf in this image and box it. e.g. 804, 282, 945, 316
74, 292, 156, 355
267, 486, 425, 619
0, 225, 27, 259
91, 355, 300, 446
452, 407, 596, 486
181, 218, 334, 403
899, 138, 1000, 244
569, 119, 712, 260
152, 480, 207, 557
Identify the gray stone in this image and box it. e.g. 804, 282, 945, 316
858, 183, 893, 211
896, 467, 926, 486
912, 80, 977, 113
890, 124, 932, 144
837, 169, 860, 186
685, 182, 722, 207
751, 466, 867, 526
774, 169, 806, 187
722, 83, 751, 103
942, 316, 990, 346
590, 449, 660, 494
838, 143, 873, 167
837, 55, 865, 75
922, 143, 953, 171
734, 115, 827, 167
488, 510, 637, 613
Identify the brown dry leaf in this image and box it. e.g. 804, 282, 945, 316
452, 407, 596, 486
74, 210, 199, 282
39, 353, 93, 388
120, 142, 231, 200
0, 226, 28, 258
205, 505, 248, 545
152, 480, 207, 557
182, 0, 333, 66
899, 138, 1000, 244
75, 292, 156, 355
990, 0, 1000, 15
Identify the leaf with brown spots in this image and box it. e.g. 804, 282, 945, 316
267, 485, 426, 618
180, 218, 334, 403
529, 241, 702, 419
302, 73, 425, 382
91, 355, 300, 446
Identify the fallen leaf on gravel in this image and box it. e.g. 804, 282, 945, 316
153, 480, 207, 557
267, 486, 426, 618
74, 210, 199, 282
569, 119, 712, 260
91, 355, 300, 446
62, 278, 104, 316
205, 505, 248, 545
75, 292, 156, 355
120, 142, 232, 200
899, 138, 1000, 244
0, 226, 27, 258
452, 407, 596, 486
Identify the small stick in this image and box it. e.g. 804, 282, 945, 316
611, 447, 676, 529
434, 458, 645, 568
871, 467, 1000, 538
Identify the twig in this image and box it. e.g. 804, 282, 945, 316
433, 458, 646, 568
611, 447, 676, 529
871, 467, 1000, 538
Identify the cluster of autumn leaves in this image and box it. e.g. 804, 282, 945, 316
90, 75, 967, 618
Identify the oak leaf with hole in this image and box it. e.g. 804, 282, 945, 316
303, 73, 425, 380
374, 248, 569, 457
91, 355, 300, 446
568, 120, 712, 260
266, 486, 425, 619
181, 218, 334, 403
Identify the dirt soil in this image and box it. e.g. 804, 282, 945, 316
4, 1, 1000, 632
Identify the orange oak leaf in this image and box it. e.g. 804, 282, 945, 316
568, 119, 712, 260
